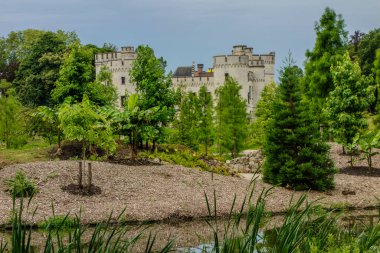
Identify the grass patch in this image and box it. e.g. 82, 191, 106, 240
0, 138, 52, 166
38, 215, 77, 229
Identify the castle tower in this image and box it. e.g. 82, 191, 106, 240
95, 46, 137, 107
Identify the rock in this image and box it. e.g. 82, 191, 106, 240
342, 190, 356, 195
153, 158, 161, 164
224, 150, 264, 173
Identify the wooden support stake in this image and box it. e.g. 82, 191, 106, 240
78, 161, 83, 189
88, 162, 92, 188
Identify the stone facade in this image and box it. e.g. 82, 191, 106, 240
95, 45, 275, 113
95, 46, 137, 107
173, 45, 275, 115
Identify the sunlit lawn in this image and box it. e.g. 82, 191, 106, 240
0, 138, 53, 166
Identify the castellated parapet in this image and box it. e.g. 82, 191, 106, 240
174, 45, 275, 115
95, 45, 275, 114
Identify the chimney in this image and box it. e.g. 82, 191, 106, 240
197, 64, 204, 75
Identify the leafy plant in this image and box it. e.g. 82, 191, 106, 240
357, 130, 380, 169
5, 170, 38, 197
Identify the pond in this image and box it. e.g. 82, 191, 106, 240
1, 208, 379, 252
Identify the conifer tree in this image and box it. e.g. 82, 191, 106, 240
197, 85, 214, 156
325, 52, 375, 157
250, 82, 276, 148
263, 62, 335, 191
129, 45, 175, 148
215, 77, 247, 158
177, 92, 199, 149
303, 7, 348, 119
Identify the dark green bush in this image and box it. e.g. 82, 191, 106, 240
5, 170, 38, 197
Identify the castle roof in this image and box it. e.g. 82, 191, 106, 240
173, 66, 192, 77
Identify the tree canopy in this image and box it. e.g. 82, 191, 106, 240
52, 43, 116, 106
13, 31, 68, 107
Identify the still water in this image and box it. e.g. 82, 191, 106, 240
0, 209, 379, 252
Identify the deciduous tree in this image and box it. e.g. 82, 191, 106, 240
13, 31, 67, 107
52, 43, 116, 106
325, 52, 375, 161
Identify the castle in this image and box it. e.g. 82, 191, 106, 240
95, 45, 275, 114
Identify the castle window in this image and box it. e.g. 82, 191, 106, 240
224, 73, 229, 80
121, 77, 125, 85
110, 62, 112, 66
225, 57, 227, 62
120, 96, 126, 107
122, 61, 124, 66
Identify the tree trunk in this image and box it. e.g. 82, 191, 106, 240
152, 140, 156, 151
78, 161, 83, 189
57, 128, 61, 149
88, 162, 92, 188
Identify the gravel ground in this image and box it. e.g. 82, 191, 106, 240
0, 142, 380, 225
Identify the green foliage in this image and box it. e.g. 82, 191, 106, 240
2, 195, 173, 253
140, 145, 231, 175
0, 89, 26, 148
356, 130, 380, 169
325, 52, 375, 150
5, 170, 38, 197
99, 94, 160, 156
38, 215, 76, 229
176, 91, 199, 149
358, 28, 380, 77
129, 45, 176, 145
58, 95, 116, 161
13, 31, 68, 107
263, 62, 336, 191
52, 43, 116, 106
31, 106, 62, 147
0, 29, 48, 83
197, 85, 215, 156
250, 82, 276, 148
215, 77, 248, 158
303, 7, 348, 119
375, 49, 380, 86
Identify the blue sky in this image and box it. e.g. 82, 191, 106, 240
1, 0, 379, 78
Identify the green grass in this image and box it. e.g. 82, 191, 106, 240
38, 215, 77, 229
0, 138, 52, 166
